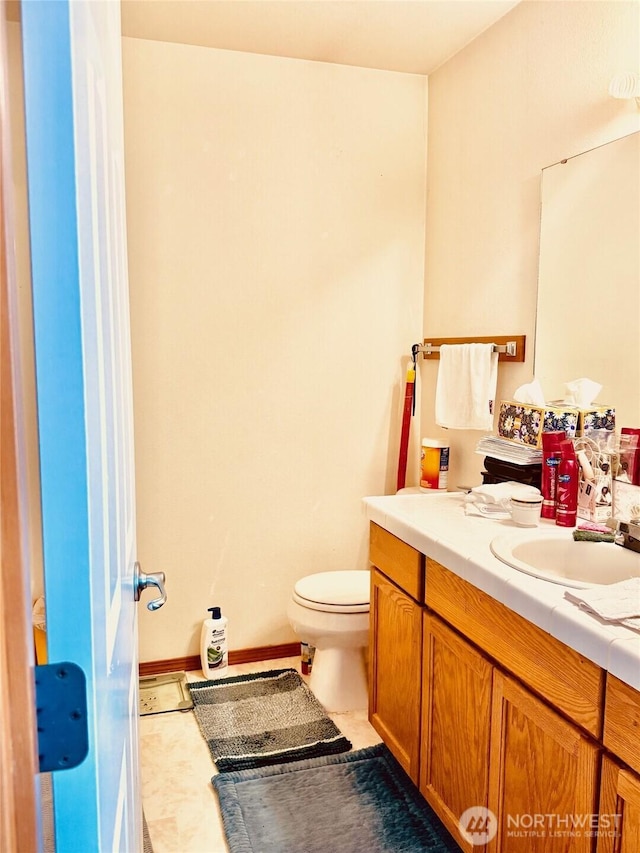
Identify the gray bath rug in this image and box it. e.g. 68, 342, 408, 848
213, 743, 462, 853
188, 668, 351, 772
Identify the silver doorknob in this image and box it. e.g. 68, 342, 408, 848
134, 562, 167, 611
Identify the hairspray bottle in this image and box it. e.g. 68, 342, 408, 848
556, 440, 578, 527
541, 431, 566, 519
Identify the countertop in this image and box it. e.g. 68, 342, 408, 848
364, 491, 640, 692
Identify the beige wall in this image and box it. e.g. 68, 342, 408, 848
122, 39, 427, 662
422, 0, 640, 491
13, 2, 638, 664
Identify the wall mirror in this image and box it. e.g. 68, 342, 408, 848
535, 130, 640, 430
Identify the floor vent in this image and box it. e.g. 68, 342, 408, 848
139, 671, 194, 716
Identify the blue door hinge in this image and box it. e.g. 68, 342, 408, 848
35, 662, 89, 773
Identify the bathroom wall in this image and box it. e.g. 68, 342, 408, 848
422, 0, 640, 491
13, 2, 636, 665
122, 39, 427, 661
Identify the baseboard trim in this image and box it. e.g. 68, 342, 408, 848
139, 642, 301, 677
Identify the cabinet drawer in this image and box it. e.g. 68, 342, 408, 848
604, 674, 640, 776
426, 558, 604, 737
369, 522, 424, 601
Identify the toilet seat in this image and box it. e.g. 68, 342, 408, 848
292, 570, 370, 613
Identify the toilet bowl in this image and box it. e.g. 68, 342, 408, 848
287, 570, 370, 713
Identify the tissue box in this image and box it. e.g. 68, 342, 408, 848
497, 401, 579, 448
577, 406, 615, 436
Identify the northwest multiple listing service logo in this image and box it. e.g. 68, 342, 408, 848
459, 807, 497, 845
459, 808, 622, 845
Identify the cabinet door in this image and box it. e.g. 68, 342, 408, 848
420, 614, 493, 853
488, 671, 600, 853
597, 755, 640, 853
604, 674, 640, 776
369, 568, 422, 782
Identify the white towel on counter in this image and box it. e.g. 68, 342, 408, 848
463, 481, 541, 519
467, 481, 541, 504
435, 343, 498, 431
564, 577, 640, 632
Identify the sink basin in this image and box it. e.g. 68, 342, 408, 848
490, 529, 640, 588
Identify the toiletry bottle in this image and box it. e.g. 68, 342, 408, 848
621, 427, 640, 485
200, 607, 229, 679
541, 431, 565, 519
556, 441, 578, 527
301, 642, 315, 675
420, 439, 449, 491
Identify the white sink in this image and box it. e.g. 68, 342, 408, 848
490, 529, 640, 588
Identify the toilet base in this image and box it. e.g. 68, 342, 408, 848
308, 646, 368, 713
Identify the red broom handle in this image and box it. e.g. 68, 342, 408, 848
396, 364, 416, 492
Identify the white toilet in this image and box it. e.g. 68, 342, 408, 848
287, 570, 370, 713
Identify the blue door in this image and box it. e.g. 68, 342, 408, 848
22, 2, 142, 849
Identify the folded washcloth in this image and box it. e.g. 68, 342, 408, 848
564, 577, 640, 632
435, 343, 498, 431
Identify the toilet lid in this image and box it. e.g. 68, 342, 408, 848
293, 571, 370, 612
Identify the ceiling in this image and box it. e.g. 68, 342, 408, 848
120, 0, 522, 76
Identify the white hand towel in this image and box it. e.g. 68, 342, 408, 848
468, 481, 541, 504
564, 577, 640, 628
435, 343, 498, 431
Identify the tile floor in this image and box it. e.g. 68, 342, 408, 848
140, 656, 382, 853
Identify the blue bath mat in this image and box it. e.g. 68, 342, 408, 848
212, 742, 462, 852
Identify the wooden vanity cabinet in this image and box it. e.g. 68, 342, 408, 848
488, 670, 600, 853
369, 523, 640, 853
368, 523, 424, 784
598, 675, 640, 852
597, 756, 640, 853
603, 674, 640, 776
420, 613, 493, 851
425, 558, 604, 738
420, 613, 600, 853
369, 562, 423, 782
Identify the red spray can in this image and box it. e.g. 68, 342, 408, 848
556, 440, 578, 527
541, 431, 566, 519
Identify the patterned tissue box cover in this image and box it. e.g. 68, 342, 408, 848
577, 406, 615, 436
497, 401, 579, 448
